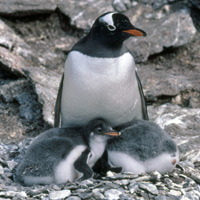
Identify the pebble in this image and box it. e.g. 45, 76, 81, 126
66, 196, 81, 200
49, 190, 71, 200
6, 160, 18, 171
104, 189, 122, 200
139, 182, 159, 195
168, 189, 182, 196
0, 139, 199, 200
0, 166, 4, 175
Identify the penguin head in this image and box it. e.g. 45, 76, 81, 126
90, 12, 146, 45
84, 119, 120, 142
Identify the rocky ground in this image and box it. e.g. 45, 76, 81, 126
0, 0, 200, 199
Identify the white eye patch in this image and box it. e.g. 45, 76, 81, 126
100, 12, 116, 31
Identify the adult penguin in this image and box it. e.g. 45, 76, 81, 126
54, 12, 148, 128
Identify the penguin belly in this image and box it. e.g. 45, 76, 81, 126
108, 150, 179, 174
54, 145, 86, 184
61, 51, 142, 127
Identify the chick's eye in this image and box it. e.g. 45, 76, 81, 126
96, 127, 103, 133
107, 25, 116, 31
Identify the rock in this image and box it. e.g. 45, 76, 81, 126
153, 0, 178, 9
168, 189, 182, 196
112, 0, 132, 12
189, 0, 200, 10
58, 0, 114, 29
26, 67, 61, 125
0, 191, 27, 199
0, 0, 57, 16
0, 165, 4, 175
0, 79, 45, 143
138, 64, 191, 102
104, 189, 122, 200
154, 195, 171, 200
0, 19, 38, 76
127, 11, 196, 63
139, 182, 159, 195
6, 160, 17, 171
129, 182, 140, 194
49, 190, 71, 200
148, 104, 200, 163
66, 196, 81, 200
92, 189, 106, 200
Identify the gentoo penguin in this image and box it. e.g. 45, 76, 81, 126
54, 12, 148, 128
15, 119, 120, 186
107, 120, 179, 174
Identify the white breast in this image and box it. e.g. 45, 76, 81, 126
54, 145, 86, 183
61, 51, 142, 127
108, 150, 179, 174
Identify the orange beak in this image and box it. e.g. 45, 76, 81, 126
123, 29, 146, 37
104, 131, 121, 136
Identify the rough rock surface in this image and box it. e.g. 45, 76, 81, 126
127, 10, 196, 62
0, 0, 200, 199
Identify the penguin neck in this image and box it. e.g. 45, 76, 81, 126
88, 135, 107, 167
72, 33, 128, 58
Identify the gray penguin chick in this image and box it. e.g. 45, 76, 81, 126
15, 119, 120, 186
107, 120, 179, 174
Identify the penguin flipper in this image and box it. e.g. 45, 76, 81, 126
135, 71, 149, 120
74, 149, 93, 182
54, 74, 64, 127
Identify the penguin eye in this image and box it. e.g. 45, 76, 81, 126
107, 25, 116, 31
96, 127, 103, 134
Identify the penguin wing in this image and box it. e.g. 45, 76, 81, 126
54, 74, 64, 127
135, 71, 149, 120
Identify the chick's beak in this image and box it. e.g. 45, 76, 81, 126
104, 131, 121, 136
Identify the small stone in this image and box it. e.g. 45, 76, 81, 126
49, 190, 71, 200
80, 179, 94, 186
66, 196, 81, 200
154, 195, 171, 200
0, 166, 4, 175
139, 183, 159, 195
129, 182, 140, 194
168, 190, 182, 197
6, 160, 17, 170
164, 178, 173, 185
112, 0, 132, 12
104, 189, 122, 200
151, 171, 162, 182
78, 192, 93, 199
92, 190, 106, 200
0, 191, 27, 198
115, 179, 130, 186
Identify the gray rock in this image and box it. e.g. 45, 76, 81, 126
139, 182, 159, 195
6, 160, 17, 171
26, 67, 61, 125
92, 189, 106, 200
112, 0, 132, 12
153, 0, 178, 9
154, 195, 171, 200
66, 196, 81, 200
49, 190, 71, 200
0, 0, 57, 16
104, 189, 122, 200
129, 182, 140, 194
58, 0, 114, 29
148, 104, 200, 163
0, 191, 27, 198
0, 19, 38, 73
168, 189, 182, 196
127, 11, 196, 62
0, 165, 4, 175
